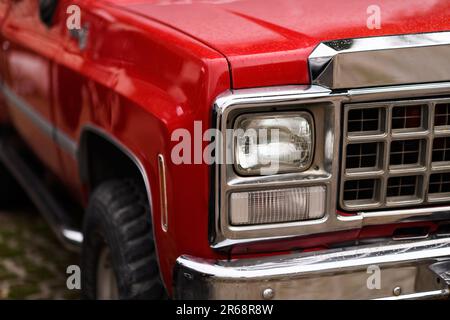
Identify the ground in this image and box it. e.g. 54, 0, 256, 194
0, 205, 80, 299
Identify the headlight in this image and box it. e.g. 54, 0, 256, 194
234, 112, 314, 175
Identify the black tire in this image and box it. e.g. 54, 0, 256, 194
81, 179, 166, 300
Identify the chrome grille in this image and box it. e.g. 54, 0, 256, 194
389, 139, 425, 166
429, 172, 450, 194
341, 98, 450, 210
432, 137, 450, 163
386, 176, 419, 198
345, 143, 379, 169
391, 105, 424, 129
434, 103, 450, 126
343, 179, 378, 202
347, 108, 381, 133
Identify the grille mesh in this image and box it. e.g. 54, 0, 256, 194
435, 103, 450, 126
347, 108, 380, 132
343, 179, 377, 201
389, 140, 422, 166
346, 143, 378, 169
429, 173, 450, 194
432, 137, 450, 163
387, 176, 418, 198
392, 105, 423, 129
341, 99, 450, 210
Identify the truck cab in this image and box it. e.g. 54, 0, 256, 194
0, 0, 449, 300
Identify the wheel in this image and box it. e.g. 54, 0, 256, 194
81, 179, 166, 300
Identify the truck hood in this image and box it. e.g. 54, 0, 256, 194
113, 0, 450, 88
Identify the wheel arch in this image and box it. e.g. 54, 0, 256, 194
78, 125, 168, 292
78, 126, 153, 201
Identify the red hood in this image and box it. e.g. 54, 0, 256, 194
111, 0, 450, 88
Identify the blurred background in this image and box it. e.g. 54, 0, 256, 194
0, 203, 79, 299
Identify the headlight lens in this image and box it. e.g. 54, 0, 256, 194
230, 186, 326, 225
234, 113, 314, 175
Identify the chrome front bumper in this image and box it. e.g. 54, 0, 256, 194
173, 237, 450, 300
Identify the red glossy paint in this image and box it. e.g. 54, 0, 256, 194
2, 0, 64, 177
0, 0, 449, 296
114, 0, 450, 88
51, 0, 232, 291
0, 0, 10, 124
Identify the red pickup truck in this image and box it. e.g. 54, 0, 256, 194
0, 0, 450, 300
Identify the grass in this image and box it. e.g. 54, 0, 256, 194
8, 282, 40, 299
0, 207, 80, 299
0, 265, 15, 281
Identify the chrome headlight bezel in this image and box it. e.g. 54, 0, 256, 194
212, 86, 338, 248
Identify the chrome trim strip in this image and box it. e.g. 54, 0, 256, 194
357, 205, 450, 227
184, 237, 450, 278
1, 84, 77, 157
309, 31, 450, 89
174, 237, 450, 299
54, 128, 77, 157
213, 82, 450, 248
215, 85, 333, 111
377, 289, 449, 300
1, 84, 53, 137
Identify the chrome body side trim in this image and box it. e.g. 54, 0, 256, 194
213, 82, 450, 248
1, 84, 77, 157
54, 129, 77, 157
174, 237, 450, 299
309, 31, 450, 89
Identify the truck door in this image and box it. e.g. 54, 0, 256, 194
0, 0, 11, 125
1, 0, 64, 177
